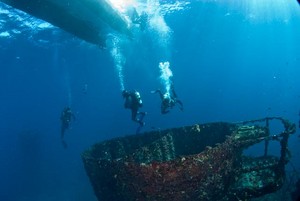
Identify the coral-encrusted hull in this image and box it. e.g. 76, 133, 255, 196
82, 118, 295, 201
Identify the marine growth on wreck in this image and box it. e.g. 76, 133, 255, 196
82, 117, 295, 201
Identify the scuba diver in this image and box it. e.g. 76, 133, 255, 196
298, 111, 300, 138
299, 111, 300, 129
151, 84, 183, 114
60, 106, 76, 148
122, 89, 146, 127
126, 6, 148, 31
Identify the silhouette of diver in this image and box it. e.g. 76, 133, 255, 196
126, 7, 148, 31
298, 111, 300, 138
60, 107, 75, 148
152, 83, 183, 114
122, 90, 146, 128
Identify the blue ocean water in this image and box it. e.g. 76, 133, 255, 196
1, 0, 300, 200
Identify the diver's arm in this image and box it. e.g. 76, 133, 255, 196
151, 89, 164, 100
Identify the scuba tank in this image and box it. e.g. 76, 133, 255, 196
135, 91, 143, 106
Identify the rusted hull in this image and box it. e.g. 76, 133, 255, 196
82, 118, 295, 201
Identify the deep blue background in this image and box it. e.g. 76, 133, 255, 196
1, 1, 300, 200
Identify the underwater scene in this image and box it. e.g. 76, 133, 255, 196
1, 0, 300, 201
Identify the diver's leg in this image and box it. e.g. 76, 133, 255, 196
61, 125, 68, 149
137, 112, 146, 126
131, 109, 138, 122
61, 124, 66, 139
172, 88, 178, 98
138, 111, 147, 116
161, 104, 169, 114
133, 109, 145, 126
176, 100, 184, 111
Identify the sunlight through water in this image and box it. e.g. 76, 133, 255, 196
212, 0, 300, 23
108, 0, 138, 13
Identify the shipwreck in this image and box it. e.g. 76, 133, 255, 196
82, 117, 295, 201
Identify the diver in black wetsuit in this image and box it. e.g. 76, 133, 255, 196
151, 83, 183, 114
60, 107, 75, 148
122, 90, 146, 126
298, 111, 300, 138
